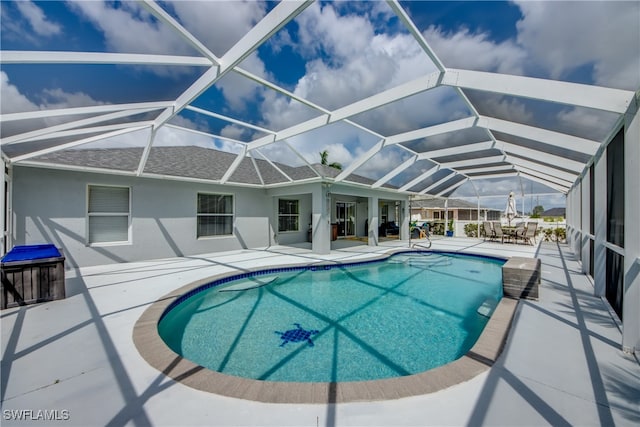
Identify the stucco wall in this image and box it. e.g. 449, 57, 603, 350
12, 166, 273, 268
273, 193, 312, 246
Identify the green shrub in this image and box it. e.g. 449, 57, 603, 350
543, 216, 564, 222
541, 227, 567, 242
426, 220, 445, 235
464, 223, 479, 237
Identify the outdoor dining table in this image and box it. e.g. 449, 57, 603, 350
502, 226, 519, 243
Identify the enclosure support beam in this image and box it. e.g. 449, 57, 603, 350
622, 97, 640, 355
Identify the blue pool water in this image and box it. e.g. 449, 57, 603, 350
158, 252, 504, 383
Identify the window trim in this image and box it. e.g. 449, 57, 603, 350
196, 192, 235, 239
278, 199, 300, 233
86, 184, 131, 246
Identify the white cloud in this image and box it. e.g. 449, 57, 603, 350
0, 71, 214, 151
256, 142, 306, 167
67, 1, 272, 114
356, 147, 413, 181
219, 123, 263, 144
39, 88, 105, 110
256, 121, 377, 170
168, 0, 266, 57
1, 72, 104, 113
472, 93, 534, 124
81, 127, 152, 149
16, 1, 62, 37
259, 90, 321, 132
66, 0, 270, 83
351, 87, 470, 137
290, 2, 436, 110
217, 54, 272, 113
0, 71, 106, 138
555, 107, 619, 142
254, 1, 449, 159
0, 72, 38, 114
281, 122, 363, 167
514, 0, 640, 89
67, 1, 190, 56
154, 126, 214, 149
423, 26, 527, 76
420, 1, 639, 91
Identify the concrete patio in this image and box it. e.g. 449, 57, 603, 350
1, 238, 639, 426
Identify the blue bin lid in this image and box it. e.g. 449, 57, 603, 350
1, 244, 62, 263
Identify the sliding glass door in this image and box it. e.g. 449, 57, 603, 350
336, 202, 356, 237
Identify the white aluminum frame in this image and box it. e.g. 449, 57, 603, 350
1, 0, 637, 199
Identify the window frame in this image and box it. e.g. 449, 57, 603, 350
86, 184, 131, 246
196, 192, 235, 239
278, 199, 300, 233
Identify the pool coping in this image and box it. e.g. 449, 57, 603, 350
132, 249, 518, 404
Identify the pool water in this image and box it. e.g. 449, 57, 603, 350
158, 252, 504, 383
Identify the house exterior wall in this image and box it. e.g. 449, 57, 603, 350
11, 167, 409, 268
265, 183, 407, 250
273, 193, 312, 246
12, 166, 273, 268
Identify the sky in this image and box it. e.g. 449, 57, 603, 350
1, 0, 639, 211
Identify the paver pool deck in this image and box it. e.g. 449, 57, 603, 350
2, 238, 639, 426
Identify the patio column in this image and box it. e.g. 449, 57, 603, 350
399, 200, 410, 240
368, 196, 378, 246
581, 170, 591, 275
622, 99, 639, 355
311, 184, 330, 254
477, 197, 481, 239
569, 184, 581, 258
593, 148, 607, 297
444, 199, 449, 230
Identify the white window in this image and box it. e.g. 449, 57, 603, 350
197, 193, 233, 237
87, 185, 130, 244
278, 199, 299, 232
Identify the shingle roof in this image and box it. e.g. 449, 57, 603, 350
31, 147, 143, 171
29, 146, 390, 188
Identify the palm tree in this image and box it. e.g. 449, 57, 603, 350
319, 149, 342, 170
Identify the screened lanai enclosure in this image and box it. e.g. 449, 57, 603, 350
1, 1, 639, 353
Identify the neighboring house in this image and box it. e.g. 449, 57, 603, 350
9, 146, 409, 268
410, 197, 502, 235
410, 197, 502, 222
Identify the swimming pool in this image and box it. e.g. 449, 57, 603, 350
156, 251, 505, 384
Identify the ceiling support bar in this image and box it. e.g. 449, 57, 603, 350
399, 165, 441, 192
372, 156, 418, 188
419, 172, 457, 195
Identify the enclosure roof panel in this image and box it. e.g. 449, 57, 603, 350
2, 0, 638, 207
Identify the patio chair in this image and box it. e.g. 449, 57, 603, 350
492, 222, 507, 243
519, 222, 539, 245
483, 221, 496, 241
513, 222, 526, 241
